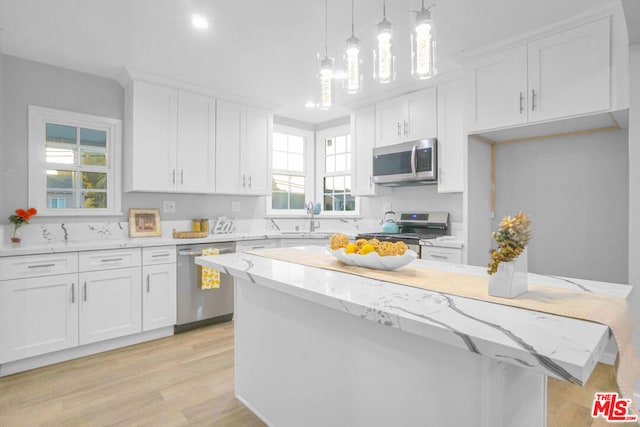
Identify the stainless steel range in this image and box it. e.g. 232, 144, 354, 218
356, 212, 449, 255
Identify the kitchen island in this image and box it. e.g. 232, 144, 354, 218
196, 246, 632, 427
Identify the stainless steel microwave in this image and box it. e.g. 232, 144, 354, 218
372, 138, 437, 186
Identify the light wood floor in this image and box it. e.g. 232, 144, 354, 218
0, 321, 633, 426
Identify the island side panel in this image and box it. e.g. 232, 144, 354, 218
233, 277, 546, 427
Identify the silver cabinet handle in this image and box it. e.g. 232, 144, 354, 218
531, 89, 536, 111
151, 253, 171, 258
429, 254, 449, 259
248, 175, 252, 188
397, 122, 401, 137
403, 120, 408, 137
71, 283, 75, 303
146, 274, 150, 293
241, 174, 246, 188
180, 169, 184, 184
172, 169, 176, 184
27, 263, 55, 269
100, 257, 123, 263
519, 92, 524, 113
370, 175, 373, 187
410, 144, 417, 176
83, 282, 87, 302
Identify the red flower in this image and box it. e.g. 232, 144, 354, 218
9, 207, 38, 226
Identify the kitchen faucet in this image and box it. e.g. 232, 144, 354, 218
306, 201, 320, 232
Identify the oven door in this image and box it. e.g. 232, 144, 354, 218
372, 139, 436, 185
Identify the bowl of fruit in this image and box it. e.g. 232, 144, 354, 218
327, 233, 418, 271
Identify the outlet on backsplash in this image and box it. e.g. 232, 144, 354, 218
163, 201, 176, 214
232, 201, 241, 213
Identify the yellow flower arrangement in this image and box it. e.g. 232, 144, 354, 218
487, 211, 532, 275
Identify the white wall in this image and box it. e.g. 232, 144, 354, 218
494, 130, 629, 284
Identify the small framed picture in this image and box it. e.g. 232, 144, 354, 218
128, 208, 161, 237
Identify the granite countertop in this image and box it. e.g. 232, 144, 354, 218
195, 246, 631, 385
0, 232, 341, 257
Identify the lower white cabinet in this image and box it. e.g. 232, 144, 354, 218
0, 273, 78, 363
142, 246, 177, 331
421, 247, 463, 264
278, 238, 329, 248
78, 267, 142, 345
236, 239, 278, 252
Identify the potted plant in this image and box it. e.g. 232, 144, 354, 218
487, 211, 532, 298
8, 207, 37, 243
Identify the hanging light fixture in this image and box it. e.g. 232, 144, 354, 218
373, 0, 395, 83
411, 1, 436, 79
319, 0, 334, 110
344, 0, 361, 94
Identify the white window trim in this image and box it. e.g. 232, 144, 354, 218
266, 124, 314, 217
315, 124, 360, 217
28, 105, 123, 217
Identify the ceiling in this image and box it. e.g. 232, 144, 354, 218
0, 0, 615, 125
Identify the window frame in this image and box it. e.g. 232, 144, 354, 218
315, 124, 359, 217
28, 105, 123, 217
266, 124, 314, 217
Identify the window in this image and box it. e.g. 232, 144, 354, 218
268, 125, 314, 214
28, 106, 122, 216
316, 125, 357, 214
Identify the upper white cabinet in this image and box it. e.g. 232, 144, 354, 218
215, 100, 272, 195
124, 81, 216, 193
376, 88, 437, 147
466, 17, 611, 132
351, 105, 376, 196
436, 81, 464, 193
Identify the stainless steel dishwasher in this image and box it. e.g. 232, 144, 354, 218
175, 241, 235, 332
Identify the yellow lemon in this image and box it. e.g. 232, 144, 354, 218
358, 243, 375, 255
345, 243, 357, 254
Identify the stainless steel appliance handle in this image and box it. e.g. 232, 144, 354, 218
178, 248, 235, 256
411, 144, 417, 176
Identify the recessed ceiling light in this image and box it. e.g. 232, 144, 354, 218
191, 14, 209, 29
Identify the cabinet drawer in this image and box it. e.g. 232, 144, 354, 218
420, 247, 462, 264
0, 253, 78, 281
79, 248, 141, 272
142, 246, 177, 265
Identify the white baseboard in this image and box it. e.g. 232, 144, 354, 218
235, 393, 273, 427
0, 327, 173, 377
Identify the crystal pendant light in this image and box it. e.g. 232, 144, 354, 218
373, 0, 395, 83
344, 0, 361, 94
319, 0, 333, 110
411, 1, 436, 79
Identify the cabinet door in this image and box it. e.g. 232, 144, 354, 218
405, 88, 437, 141
177, 91, 216, 193
128, 81, 178, 191
351, 105, 376, 196
527, 17, 610, 123
420, 247, 462, 264
142, 263, 177, 331
278, 238, 329, 248
375, 98, 405, 147
466, 46, 528, 131
437, 81, 464, 193
244, 107, 272, 195
215, 100, 245, 193
79, 267, 142, 344
0, 274, 78, 363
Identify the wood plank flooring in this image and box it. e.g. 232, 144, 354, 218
0, 321, 633, 426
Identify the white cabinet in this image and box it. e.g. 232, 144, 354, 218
278, 238, 329, 248
78, 248, 142, 344
351, 105, 376, 196
376, 88, 437, 147
142, 247, 177, 331
124, 81, 216, 193
421, 246, 462, 264
236, 239, 278, 252
0, 273, 78, 363
215, 100, 272, 195
436, 81, 464, 193
466, 17, 611, 132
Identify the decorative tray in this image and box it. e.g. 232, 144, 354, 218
172, 229, 209, 239
328, 247, 418, 271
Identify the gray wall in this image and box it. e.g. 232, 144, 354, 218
494, 129, 629, 283
466, 138, 493, 267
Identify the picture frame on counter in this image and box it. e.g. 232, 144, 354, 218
128, 208, 161, 237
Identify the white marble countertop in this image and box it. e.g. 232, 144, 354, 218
196, 246, 632, 385
0, 232, 339, 257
